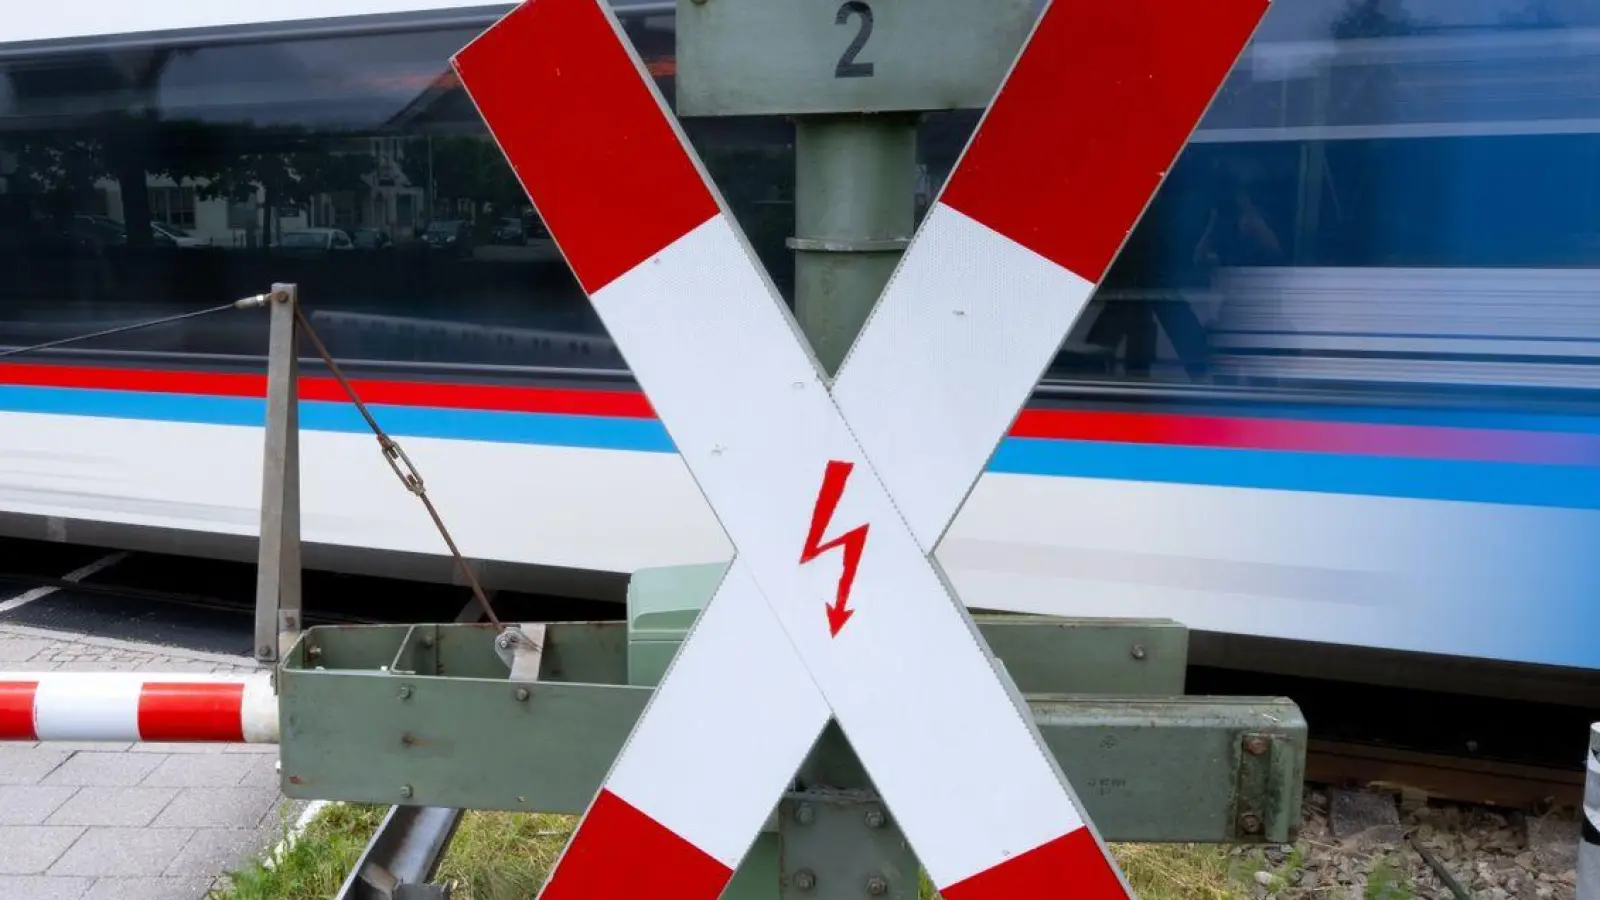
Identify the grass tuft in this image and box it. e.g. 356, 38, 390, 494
211, 805, 1258, 900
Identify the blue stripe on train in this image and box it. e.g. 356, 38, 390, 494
4, 384, 1596, 508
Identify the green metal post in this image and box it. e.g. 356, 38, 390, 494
790, 114, 918, 375
774, 110, 922, 900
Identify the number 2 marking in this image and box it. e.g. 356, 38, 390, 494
834, 1, 875, 78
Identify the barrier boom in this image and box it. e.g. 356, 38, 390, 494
0, 672, 278, 743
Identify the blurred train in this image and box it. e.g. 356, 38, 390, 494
5, 0, 1600, 683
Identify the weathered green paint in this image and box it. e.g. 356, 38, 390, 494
673, 0, 1034, 117
791, 115, 917, 373
278, 624, 1305, 842
778, 789, 915, 900
627, 562, 1189, 695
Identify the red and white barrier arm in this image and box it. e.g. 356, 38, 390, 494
0, 672, 278, 743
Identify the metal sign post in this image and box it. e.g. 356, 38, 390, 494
676, 0, 1038, 372
451, 0, 1271, 897
255, 284, 303, 666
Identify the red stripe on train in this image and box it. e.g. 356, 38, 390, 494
0, 362, 657, 419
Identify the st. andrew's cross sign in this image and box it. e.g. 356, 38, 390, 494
451, 0, 1267, 896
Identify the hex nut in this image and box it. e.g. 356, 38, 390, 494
398, 685, 413, 700
866, 875, 889, 896
864, 809, 886, 829
793, 869, 816, 891
1244, 736, 1268, 756
514, 687, 531, 702
400, 785, 413, 799
1239, 812, 1262, 834
794, 803, 814, 825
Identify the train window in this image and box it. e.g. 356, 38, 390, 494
0, 13, 797, 377
1032, 0, 1600, 407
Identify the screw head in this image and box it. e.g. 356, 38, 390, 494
864, 809, 885, 829
1239, 812, 1262, 834
1244, 736, 1268, 756
792, 869, 816, 891
398, 685, 413, 700
514, 687, 531, 702
793, 803, 814, 825
1130, 644, 1147, 660
866, 875, 889, 896
400, 785, 413, 799
258, 645, 273, 657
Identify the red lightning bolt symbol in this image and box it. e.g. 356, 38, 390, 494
799, 459, 870, 638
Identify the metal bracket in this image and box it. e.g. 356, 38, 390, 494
493, 624, 547, 681
1234, 731, 1304, 843
778, 788, 914, 900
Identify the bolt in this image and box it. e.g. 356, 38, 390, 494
866, 875, 889, 896
398, 685, 413, 700
275, 291, 290, 304
400, 785, 413, 799
864, 809, 885, 829
792, 869, 816, 891
1239, 812, 1261, 834
1130, 644, 1147, 660
1244, 736, 1268, 756
514, 687, 530, 702
420, 635, 435, 648
258, 645, 273, 658
794, 803, 814, 826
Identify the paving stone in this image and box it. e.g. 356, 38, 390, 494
165, 828, 271, 879
82, 876, 216, 900
0, 875, 92, 899
1329, 787, 1403, 842
43, 753, 163, 787
0, 785, 80, 825
237, 755, 280, 788
128, 742, 229, 755
49, 828, 194, 877
45, 743, 131, 753
152, 788, 280, 829
0, 825, 86, 874
47, 787, 179, 827
51, 660, 152, 673
0, 637, 52, 661
142, 753, 259, 788
0, 746, 72, 785
132, 659, 218, 674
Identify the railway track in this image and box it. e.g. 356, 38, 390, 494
1306, 739, 1584, 814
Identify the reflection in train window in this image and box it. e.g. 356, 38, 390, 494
5, 0, 1600, 413
0, 13, 794, 375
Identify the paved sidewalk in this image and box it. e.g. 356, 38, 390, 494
0, 622, 297, 900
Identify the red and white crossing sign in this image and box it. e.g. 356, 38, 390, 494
453, 0, 1267, 896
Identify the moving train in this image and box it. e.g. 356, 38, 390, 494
5, 0, 1600, 677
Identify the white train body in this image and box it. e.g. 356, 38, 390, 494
5, 0, 1600, 673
